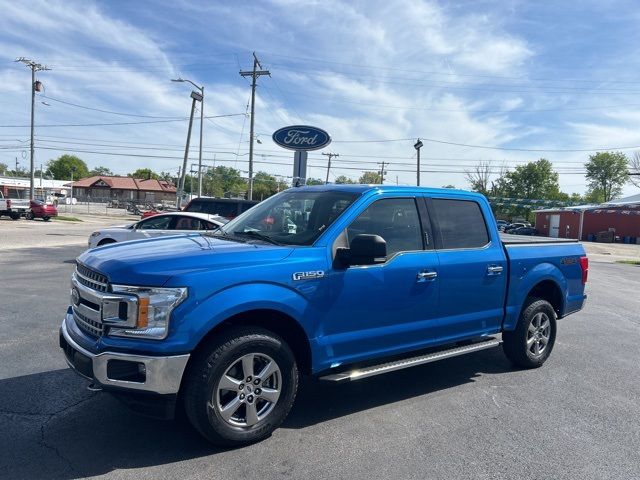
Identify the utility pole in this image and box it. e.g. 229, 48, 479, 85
378, 162, 387, 184
414, 139, 423, 186
171, 78, 204, 199
240, 52, 270, 200
322, 152, 339, 184
15, 58, 50, 200
176, 90, 201, 208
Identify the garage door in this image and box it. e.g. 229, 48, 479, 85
549, 214, 560, 238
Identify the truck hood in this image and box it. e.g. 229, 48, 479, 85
77, 234, 294, 286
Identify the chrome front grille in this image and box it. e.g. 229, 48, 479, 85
75, 264, 109, 292
72, 264, 109, 337
72, 306, 103, 337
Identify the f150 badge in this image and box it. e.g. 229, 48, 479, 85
292, 270, 325, 281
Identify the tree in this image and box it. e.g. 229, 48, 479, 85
129, 168, 158, 180
501, 159, 562, 220
334, 175, 355, 184
359, 171, 381, 184
305, 177, 324, 185
465, 161, 492, 196
203, 166, 246, 198
0, 162, 8, 175
89, 166, 114, 176
252, 172, 279, 200
47, 155, 89, 180
585, 151, 628, 202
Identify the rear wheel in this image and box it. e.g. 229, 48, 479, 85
503, 297, 556, 368
184, 327, 299, 446
42, 216, 50, 222
10, 212, 20, 220
26, 211, 35, 220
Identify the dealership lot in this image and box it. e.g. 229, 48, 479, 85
1, 230, 639, 480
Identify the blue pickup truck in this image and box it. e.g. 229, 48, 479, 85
60, 185, 588, 445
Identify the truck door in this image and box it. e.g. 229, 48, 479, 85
320, 196, 441, 365
427, 197, 507, 340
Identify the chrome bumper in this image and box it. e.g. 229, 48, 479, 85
60, 319, 190, 395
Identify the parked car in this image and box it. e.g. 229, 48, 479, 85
183, 197, 258, 219
0, 192, 19, 220
26, 200, 58, 221
510, 226, 538, 236
496, 219, 509, 230
87, 212, 228, 248
504, 222, 530, 233
61, 185, 587, 446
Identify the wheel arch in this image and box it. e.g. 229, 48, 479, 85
188, 308, 313, 376
526, 280, 563, 318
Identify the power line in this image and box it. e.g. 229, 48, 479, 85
0, 113, 246, 128
40, 95, 190, 119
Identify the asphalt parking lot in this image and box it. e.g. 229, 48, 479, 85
1, 228, 639, 479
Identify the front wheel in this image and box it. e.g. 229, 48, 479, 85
183, 327, 299, 446
503, 297, 556, 368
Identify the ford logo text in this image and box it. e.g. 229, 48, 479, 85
272, 125, 331, 151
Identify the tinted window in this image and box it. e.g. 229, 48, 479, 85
172, 216, 202, 230
432, 199, 489, 249
221, 190, 358, 246
185, 199, 257, 218
137, 215, 172, 230
347, 198, 423, 256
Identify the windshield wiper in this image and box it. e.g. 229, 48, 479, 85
233, 230, 282, 245
202, 229, 247, 243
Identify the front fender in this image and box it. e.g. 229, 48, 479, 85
175, 282, 313, 350
503, 262, 567, 331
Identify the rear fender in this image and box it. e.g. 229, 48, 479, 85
503, 262, 566, 330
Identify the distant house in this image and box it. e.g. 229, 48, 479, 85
534, 193, 640, 243
67, 176, 177, 203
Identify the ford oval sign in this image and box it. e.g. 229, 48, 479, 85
272, 125, 331, 151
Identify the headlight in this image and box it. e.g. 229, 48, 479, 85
107, 285, 187, 340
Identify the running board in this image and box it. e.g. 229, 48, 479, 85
319, 338, 501, 383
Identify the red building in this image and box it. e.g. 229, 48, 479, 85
535, 193, 640, 243
68, 176, 177, 203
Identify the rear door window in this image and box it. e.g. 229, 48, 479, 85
431, 199, 489, 249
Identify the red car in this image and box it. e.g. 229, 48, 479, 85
26, 200, 58, 221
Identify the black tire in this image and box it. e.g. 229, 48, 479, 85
183, 326, 299, 446
97, 239, 116, 246
26, 211, 34, 220
42, 216, 50, 222
503, 297, 556, 368
10, 212, 20, 220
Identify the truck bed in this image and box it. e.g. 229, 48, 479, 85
500, 233, 579, 245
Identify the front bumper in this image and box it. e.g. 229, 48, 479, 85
60, 318, 190, 395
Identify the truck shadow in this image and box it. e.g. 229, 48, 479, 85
0, 348, 513, 479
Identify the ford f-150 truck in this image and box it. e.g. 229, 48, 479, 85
60, 185, 588, 446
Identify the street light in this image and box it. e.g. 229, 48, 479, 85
414, 139, 423, 186
172, 78, 204, 200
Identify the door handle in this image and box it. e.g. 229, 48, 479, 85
487, 265, 503, 275
417, 270, 438, 282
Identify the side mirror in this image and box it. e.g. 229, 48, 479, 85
336, 234, 387, 267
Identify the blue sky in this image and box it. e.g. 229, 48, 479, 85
1, 0, 640, 196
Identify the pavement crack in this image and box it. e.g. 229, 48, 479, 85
36, 393, 96, 478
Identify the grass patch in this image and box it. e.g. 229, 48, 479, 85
54, 216, 83, 222
616, 260, 640, 266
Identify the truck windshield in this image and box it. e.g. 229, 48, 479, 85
219, 190, 359, 246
